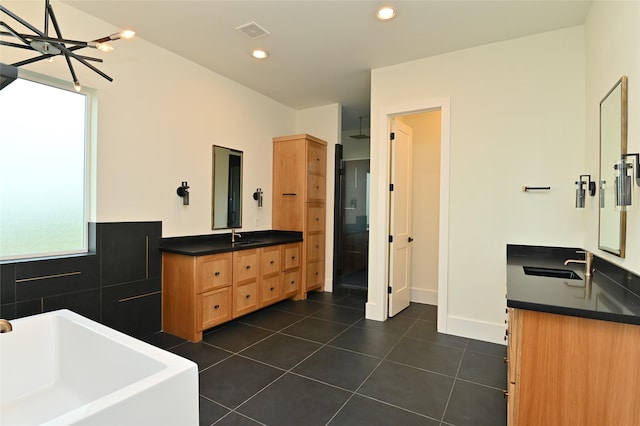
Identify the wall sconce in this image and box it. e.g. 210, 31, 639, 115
176, 181, 189, 205
575, 174, 595, 208
614, 154, 640, 210
253, 188, 263, 207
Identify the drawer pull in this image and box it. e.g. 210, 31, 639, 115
283, 193, 297, 196
270, 287, 275, 291
214, 271, 220, 276
245, 294, 251, 299
315, 244, 319, 248
246, 265, 251, 270
291, 256, 296, 260
316, 185, 320, 189
270, 260, 275, 264
214, 304, 220, 309
290, 280, 295, 284
315, 218, 319, 221
315, 272, 319, 276
316, 158, 320, 162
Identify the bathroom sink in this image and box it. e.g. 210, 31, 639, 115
233, 239, 262, 245
523, 266, 581, 280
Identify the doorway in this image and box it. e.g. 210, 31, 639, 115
334, 138, 371, 291
366, 97, 450, 331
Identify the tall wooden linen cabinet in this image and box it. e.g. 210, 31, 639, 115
272, 134, 327, 299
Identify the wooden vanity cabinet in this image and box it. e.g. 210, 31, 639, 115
162, 242, 301, 342
162, 252, 233, 342
506, 308, 640, 425
273, 134, 327, 299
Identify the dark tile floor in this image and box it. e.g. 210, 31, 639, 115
144, 290, 507, 426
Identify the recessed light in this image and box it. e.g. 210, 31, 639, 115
376, 6, 397, 20
252, 49, 268, 59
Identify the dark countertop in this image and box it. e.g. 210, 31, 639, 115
507, 244, 640, 325
159, 230, 303, 256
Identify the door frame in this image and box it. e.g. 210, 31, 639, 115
365, 97, 450, 333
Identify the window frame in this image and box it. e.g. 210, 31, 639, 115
0, 70, 94, 261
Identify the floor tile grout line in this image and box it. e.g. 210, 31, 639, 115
439, 340, 468, 423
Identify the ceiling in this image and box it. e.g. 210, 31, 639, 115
62, 0, 592, 131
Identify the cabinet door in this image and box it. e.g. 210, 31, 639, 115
234, 282, 258, 317
282, 269, 301, 298
198, 253, 232, 293
261, 246, 281, 276
233, 249, 258, 286
306, 204, 325, 233
306, 260, 324, 289
307, 174, 325, 202
306, 233, 324, 262
198, 287, 232, 331
307, 141, 326, 177
260, 275, 281, 306
283, 243, 301, 271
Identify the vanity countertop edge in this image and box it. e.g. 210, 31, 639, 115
159, 230, 303, 256
506, 244, 640, 325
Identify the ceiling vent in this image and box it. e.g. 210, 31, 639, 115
235, 22, 271, 39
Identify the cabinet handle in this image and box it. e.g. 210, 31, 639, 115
270, 287, 275, 291
315, 272, 319, 276
270, 260, 275, 264
214, 271, 220, 276
214, 304, 220, 309
246, 265, 251, 270
290, 280, 295, 284
283, 193, 297, 196
245, 294, 251, 299
291, 256, 296, 260
315, 217, 319, 221
316, 158, 320, 162
315, 244, 319, 248
316, 185, 320, 189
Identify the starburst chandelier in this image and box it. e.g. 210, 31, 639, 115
0, 0, 134, 91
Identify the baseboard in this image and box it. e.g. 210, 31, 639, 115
410, 288, 438, 305
444, 315, 507, 345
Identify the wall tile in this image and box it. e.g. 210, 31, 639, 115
0, 263, 16, 304
44, 288, 101, 321
102, 278, 161, 337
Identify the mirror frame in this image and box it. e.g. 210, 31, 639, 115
212, 145, 243, 230
598, 76, 627, 257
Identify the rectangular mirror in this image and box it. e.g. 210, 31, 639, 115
598, 76, 627, 257
212, 145, 243, 229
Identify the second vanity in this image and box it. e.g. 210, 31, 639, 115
506, 245, 640, 425
160, 231, 303, 342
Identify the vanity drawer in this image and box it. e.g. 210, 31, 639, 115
198, 287, 232, 330
260, 275, 281, 306
306, 204, 325, 233
234, 282, 258, 317
306, 233, 324, 261
261, 246, 281, 276
233, 249, 258, 285
282, 269, 301, 298
307, 174, 325, 202
306, 260, 324, 289
307, 142, 326, 176
198, 252, 232, 293
283, 243, 301, 271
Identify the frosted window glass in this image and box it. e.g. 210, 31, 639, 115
0, 78, 88, 259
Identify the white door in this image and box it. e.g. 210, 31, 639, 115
388, 119, 413, 316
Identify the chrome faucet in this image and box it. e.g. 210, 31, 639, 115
564, 250, 593, 278
231, 229, 242, 243
0, 319, 13, 333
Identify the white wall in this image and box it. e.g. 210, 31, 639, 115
369, 27, 586, 343
584, 1, 640, 274
398, 112, 441, 305
1, 2, 303, 238
296, 104, 342, 291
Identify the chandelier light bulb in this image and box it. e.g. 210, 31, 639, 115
96, 42, 114, 52
119, 30, 136, 39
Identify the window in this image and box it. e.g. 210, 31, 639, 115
0, 76, 90, 260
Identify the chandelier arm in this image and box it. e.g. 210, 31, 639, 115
56, 43, 113, 82
0, 22, 31, 46
0, 40, 34, 50
12, 54, 56, 67
0, 4, 46, 37
63, 52, 80, 86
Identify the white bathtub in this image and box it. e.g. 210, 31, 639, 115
0, 309, 198, 425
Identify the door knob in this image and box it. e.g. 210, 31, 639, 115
408, 237, 414, 242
